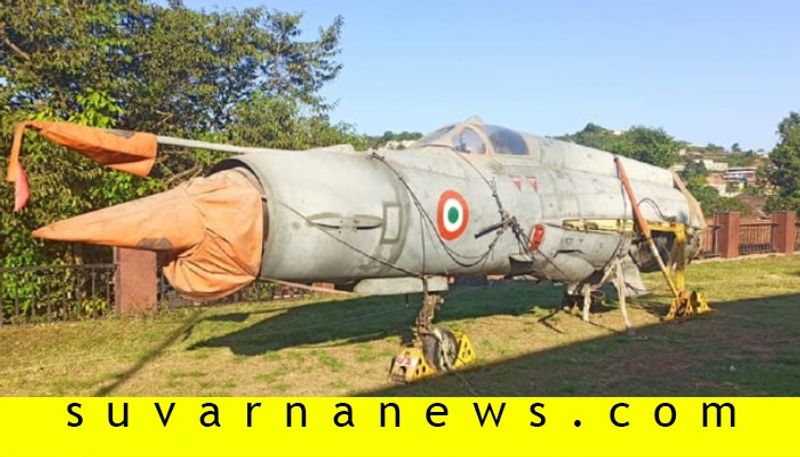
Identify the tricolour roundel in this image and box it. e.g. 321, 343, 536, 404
437, 190, 470, 241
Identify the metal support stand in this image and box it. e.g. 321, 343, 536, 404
414, 291, 443, 339
389, 289, 476, 383
650, 222, 712, 320
576, 257, 634, 333
582, 287, 592, 323
615, 156, 711, 321
614, 259, 634, 334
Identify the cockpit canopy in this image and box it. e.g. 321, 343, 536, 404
415, 118, 530, 156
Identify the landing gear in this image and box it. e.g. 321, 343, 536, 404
389, 290, 476, 383
422, 328, 459, 371
561, 289, 605, 317
564, 257, 636, 334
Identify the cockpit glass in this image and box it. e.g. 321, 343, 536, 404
453, 128, 486, 154
482, 125, 529, 155
417, 124, 486, 154
417, 125, 455, 146
417, 122, 527, 156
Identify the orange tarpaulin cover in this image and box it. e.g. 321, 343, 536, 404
6, 121, 158, 210
33, 170, 263, 300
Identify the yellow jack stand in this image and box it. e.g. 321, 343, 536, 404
650, 221, 712, 320
666, 289, 711, 320
615, 157, 711, 322
389, 331, 476, 383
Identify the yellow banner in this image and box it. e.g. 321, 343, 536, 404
0, 398, 794, 456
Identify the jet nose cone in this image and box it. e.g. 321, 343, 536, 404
33, 169, 264, 300
32, 185, 203, 251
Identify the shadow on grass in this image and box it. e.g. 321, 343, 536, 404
190, 279, 671, 358
96, 280, 800, 396
362, 293, 800, 397
94, 309, 205, 396
97, 282, 568, 395
190, 282, 569, 355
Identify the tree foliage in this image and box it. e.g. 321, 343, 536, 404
358, 130, 423, 149
678, 159, 750, 217
1, 1, 344, 134
0, 1, 359, 277
766, 111, 800, 213
558, 123, 617, 150
614, 126, 680, 168
225, 93, 368, 151
680, 159, 709, 189
559, 123, 679, 168
562, 123, 759, 215
686, 184, 751, 217
379, 130, 423, 143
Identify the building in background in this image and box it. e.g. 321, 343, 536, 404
725, 167, 758, 186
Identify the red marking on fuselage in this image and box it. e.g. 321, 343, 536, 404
526, 175, 538, 192
529, 223, 545, 251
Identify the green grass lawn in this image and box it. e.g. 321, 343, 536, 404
1, 255, 799, 396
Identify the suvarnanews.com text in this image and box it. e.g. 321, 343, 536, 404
64, 399, 736, 430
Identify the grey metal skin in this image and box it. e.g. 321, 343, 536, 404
211, 118, 701, 294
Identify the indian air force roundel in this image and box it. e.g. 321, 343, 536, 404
437, 190, 470, 241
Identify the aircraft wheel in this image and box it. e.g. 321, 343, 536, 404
422, 328, 459, 371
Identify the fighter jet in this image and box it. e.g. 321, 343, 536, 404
6, 116, 709, 382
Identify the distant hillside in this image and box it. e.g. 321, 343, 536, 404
559, 123, 766, 168
559, 123, 770, 218
365, 130, 423, 149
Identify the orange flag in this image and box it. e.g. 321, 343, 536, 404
13, 163, 29, 212
6, 121, 158, 210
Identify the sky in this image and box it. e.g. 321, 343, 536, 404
181, 0, 800, 151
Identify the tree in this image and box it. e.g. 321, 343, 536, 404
680, 160, 709, 190
766, 111, 800, 213
731, 142, 742, 153
0, 2, 357, 272
614, 126, 680, 168
1, 2, 344, 135
560, 124, 679, 168
558, 123, 618, 151
225, 93, 367, 151
380, 131, 423, 142
677, 160, 751, 216
362, 130, 423, 149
